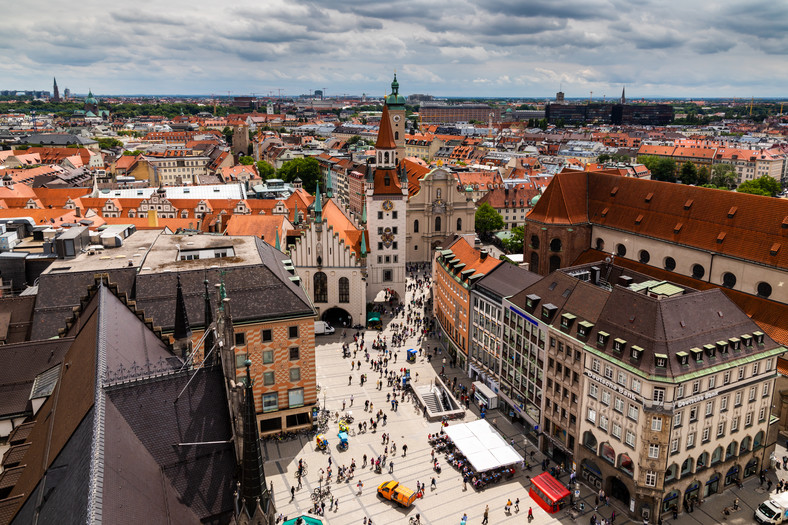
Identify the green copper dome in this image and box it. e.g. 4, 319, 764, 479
85, 89, 98, 105
384, 74, 406, 108
530, 194, 541, 206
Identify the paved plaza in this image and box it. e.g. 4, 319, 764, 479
263, 276, 779, 525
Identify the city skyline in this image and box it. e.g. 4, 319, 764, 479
2, 0, 787, 98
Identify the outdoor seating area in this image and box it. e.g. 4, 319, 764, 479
428, 419, 522, 490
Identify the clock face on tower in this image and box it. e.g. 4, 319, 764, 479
381, 199, 394, 211
393, 115, 401, 123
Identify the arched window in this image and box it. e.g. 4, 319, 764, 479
549, 255, 561, 273
739, 436, 751, 454
313, 272, 328, 303
618, 453, 634, 477
662, 490, 679, 513
754, 431, 764, 449
530, 252, 539, 273
435, 216, 441, 231
744, 458, 759, 478
413, 219, 419, 233
692, 264, 705, 279
531, 235, 540, 249
664, 257, 676, 271
395, 131, 399, 140
696, 452, 709, 471
665, 464, 678, 482
582, 431, 598, 452
181, 210, 189, 218
595, 238, 605, 251
722, 272, 737, 288
616, 243, 627, 257
725, 440, 738, 460
338, 277, 349, 303
384, 151, 390, 164
600, 442, 616, 464
681, 457, 694, 476
711, 446, 723, 466
550, 238, 562, 252
457, 218, 462, 231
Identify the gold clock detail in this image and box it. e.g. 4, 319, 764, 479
382, 200, 394, 211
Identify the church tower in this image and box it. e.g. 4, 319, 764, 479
384, 74, 407, 158
365, 103, 407, 303
52, 77, 60, 102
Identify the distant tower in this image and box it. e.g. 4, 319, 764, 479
556, 91, 565, 103
621, 86, 626, 105
84, 89, 99, 115
52, 77, 60, 102
384, 74, 407, 157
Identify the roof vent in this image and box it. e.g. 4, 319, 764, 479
717, 231, 726, 243
674, 222, 683, 233
727, 206, 737, 218
645, 192, 653, 202
601, 207, 609, 217
683, 199, 693, 210
771, 243, 781, 256
782, 216, 788, 228
610, 187, 618, 196
635, 214, 644, 224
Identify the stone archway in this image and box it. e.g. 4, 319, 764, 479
608, 476, 630, 504
322, 307, 353, 328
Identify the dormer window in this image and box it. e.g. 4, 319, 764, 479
655, 354, 668, 368
597, 331, 610, 347
525, 294, 541, 311
613, 338, 627, 353
705, 344, 717, 358
690, 347, 703, 363
676, 351, 689, 365
715, 341, 728, 355
577, 321, 594, 338
754, 331, 765, 345
728, 337, 740, 351
630, 345, 643, 361
741, 334, 753, 348
560, 313, 576, 329
542, 303, 557, 321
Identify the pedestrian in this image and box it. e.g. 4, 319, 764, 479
297, 474, 303, 489
528, 507, 534, 522
350, 395, 354, 406
733, 498, 739, 510
334, 498, 338, 511
482, 505, 489, 524
461, 513, 467, 525
431, 477, 437, 490
290, 486, 295, 500
515, 498, 519, 512
403, 444, 408, 456
349, 375, 353, 386
357, 480, 363, 494
389, 461, 394, 473
505, 499, 512, 512
342, 400, 346, 411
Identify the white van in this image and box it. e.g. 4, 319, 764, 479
755, 492, 788, 524
314, 321, 335, 335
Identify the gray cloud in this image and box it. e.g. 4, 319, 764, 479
0, 0, 785, 97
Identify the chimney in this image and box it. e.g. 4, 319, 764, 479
480, 249, 488, 260
75, 206, 81, 218
590, 266, 601, 284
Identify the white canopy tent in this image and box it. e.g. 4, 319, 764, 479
444, 419, 523, 472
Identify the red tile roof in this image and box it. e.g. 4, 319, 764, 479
375, 105, 397, 150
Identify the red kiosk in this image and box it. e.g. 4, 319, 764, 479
529, 472, 570, 514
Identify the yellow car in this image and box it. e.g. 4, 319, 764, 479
377, 480, 417, 507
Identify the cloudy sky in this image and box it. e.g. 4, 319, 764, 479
2, 0, 787, 99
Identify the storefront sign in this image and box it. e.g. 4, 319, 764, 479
676, 390, 719, 408
585, 371, 640, 402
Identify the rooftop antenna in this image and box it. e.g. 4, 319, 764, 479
589, 91, 593, 104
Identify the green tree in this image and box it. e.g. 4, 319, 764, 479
679, 161, 698, 185
696, 166, 710, 186
278, 157, 321, 194
710, 164, 738, 189
597, 153, 611, 163
123, 149, 143, 156
239, 155, 254, 165
256, 161, 275, 179
96, 137, 123, 149
475, 202, 505, 236
502, 225, 524, 254
221, 126, 233, 145
736, 175, 781, 197
638, 155, 676, 183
